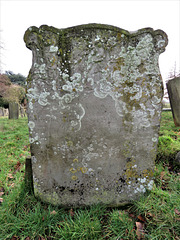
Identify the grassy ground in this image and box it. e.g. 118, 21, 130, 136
0, 112, 179, 240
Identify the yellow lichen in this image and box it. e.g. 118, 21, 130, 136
50, 56, 56, 66
117, 32, 122, 41
113, 57, 125, 72
142, 169, 154, 178
67, 141, 73, 147
73, 158, 78, 163
69, 168, 77, 174
71, 175, 78, 181
80, 167, 88, 174
62, 117, 66, 122
124, 159, 139, 183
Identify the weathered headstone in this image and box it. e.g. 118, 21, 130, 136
4, 108, 9, 117
0, 107, 9, 117
24, 24, 168, 207
0, 107, 4, 117
166, 77, 180, 126
19, 105, 26, 118
9, 102, 19, 119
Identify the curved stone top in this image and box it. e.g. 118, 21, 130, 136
24, 23, 168, 53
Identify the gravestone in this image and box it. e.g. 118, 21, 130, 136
0, 107, 8, 117
0, 107, 4, 117
9, 102, 19, 119
4, 108, 9, 117
19, 105, 26, 118
24, 24, 168, 207
166, 77, 180, 126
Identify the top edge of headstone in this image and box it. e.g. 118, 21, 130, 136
24, 23, 168, 43
166, 77, 180, 84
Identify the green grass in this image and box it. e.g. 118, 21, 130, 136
0, 118, 30, 195
0, 113, 179, 240
157, 111, 180, 167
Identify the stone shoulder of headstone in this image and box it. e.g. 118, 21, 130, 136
24, 23, 168, 207
24, 24, 168, 51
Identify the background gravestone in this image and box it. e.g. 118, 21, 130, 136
9, 102, 19, 119
166, 77, 180, 126
19, 105, 26, 118
4, 108, 9, 117
0, 107, 9, 117
24, 24, 168, 207
0, 107, 4, 117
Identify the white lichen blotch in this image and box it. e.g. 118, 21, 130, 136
49, 45, 58, 53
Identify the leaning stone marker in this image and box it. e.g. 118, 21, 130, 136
166, 77, 180, 126
24, 24, 168, 207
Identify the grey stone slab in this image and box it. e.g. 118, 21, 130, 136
167, 77, 180, 126
9, 103, 19, 119
24, 24, 168, 207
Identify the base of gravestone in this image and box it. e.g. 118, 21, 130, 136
166, 77, 180, 126
9, 103, 19, 119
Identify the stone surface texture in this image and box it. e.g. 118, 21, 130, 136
24, 24, 168, 207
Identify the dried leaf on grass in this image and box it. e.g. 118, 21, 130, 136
0, 192, 4, 197
0, 194, 4, 204
7, 173, 14, 179
137, 214, 146, 222
160, 171, 166, 180
10, 236, 19, 240
50, 210, 57, 215
14, 161, 21, 172
136, 221, 145, 239
129, 213, 136, 219
8, 183, 15, 188
69, 208, 75, 218
174, 209, 180, 215
146, 212, 154, 218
